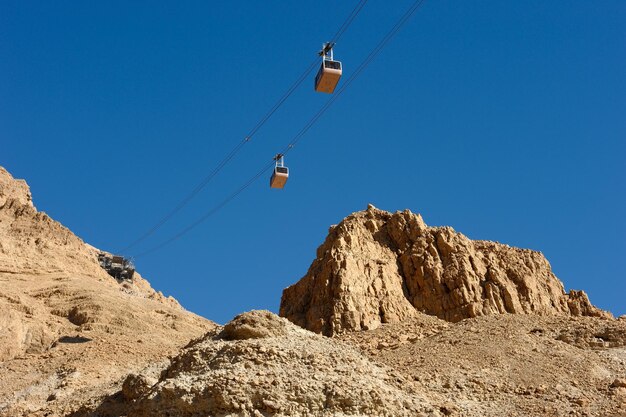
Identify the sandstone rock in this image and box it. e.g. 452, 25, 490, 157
556, 321, 626, 349
567, 290, 606, 317
280, 205, 609, 335
3, 167, 623, 417
0, 167, 105, 277
0, 166, 33, 208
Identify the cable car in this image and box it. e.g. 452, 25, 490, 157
315, 42, 342, 94
270, 154, 289, 189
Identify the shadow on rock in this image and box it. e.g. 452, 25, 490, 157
58, 335, 92, 344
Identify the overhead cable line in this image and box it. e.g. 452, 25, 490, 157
133, 160, 276, 258
247, 0, 368, 139
118, 0, 368, 254
132, 0, 427, 259
329, 0, 369, 44
280, 0, 426, 157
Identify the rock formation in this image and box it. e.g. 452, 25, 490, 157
111, 310, 436, 417
0, 166, 214, 416
280, 204, 607, 335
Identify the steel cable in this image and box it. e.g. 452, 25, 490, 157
133, 160, 276, 258
280, 0, 426, 156
119, 0, 369, 253
132, 0, 426, 259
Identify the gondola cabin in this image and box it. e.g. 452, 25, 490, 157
270, 166, 289, 189
314, 59, 342, 93
270, 154, 289, 189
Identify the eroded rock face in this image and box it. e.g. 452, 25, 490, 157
124, 310, 434, 417
280, 205, 607, 335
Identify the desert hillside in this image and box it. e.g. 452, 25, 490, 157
339, 312, 626, 416
85, 310, 437, 417
81, 206, 625, 417
0, 166, 215, 417
80, 309, 626, 417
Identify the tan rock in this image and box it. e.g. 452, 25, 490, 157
219, 310, 290, 340
122, 311, 434, 417
338, 313, 626, 417
122, 373, 157, 401
280, 205, 609, 335
3, 167, 624, 417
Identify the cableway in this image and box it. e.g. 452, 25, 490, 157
132, 0, 427, 259
119, 0, 368, 253
133, 160, 276, 258
280, 0, 426, 158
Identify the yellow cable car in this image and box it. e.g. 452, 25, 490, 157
270, 154, 289, 189
315, 42, 342, 94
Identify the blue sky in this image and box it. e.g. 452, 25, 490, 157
2, 1, 624, 323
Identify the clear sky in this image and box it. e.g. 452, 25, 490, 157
2, 1, 624, 323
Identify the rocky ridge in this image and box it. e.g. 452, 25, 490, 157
280, 204, 607, 336
0, 166, 101, 276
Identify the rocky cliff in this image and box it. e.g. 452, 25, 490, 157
280, 205, 607, 335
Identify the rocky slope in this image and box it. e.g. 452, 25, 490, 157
77, 312, 626, 417
81, 310, 439, 417
339, 313, 626, 417
0, 166, 215, 416
280, 204, 607, 336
